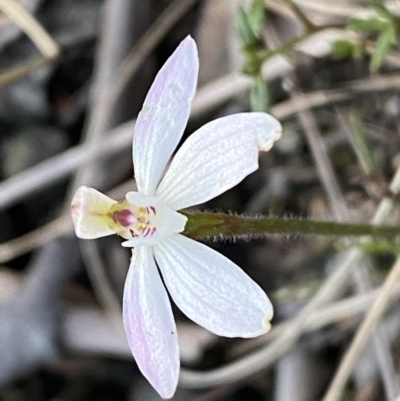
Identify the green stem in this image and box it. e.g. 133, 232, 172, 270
182, 211, 400, 241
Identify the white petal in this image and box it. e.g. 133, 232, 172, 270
70, 186, 116, 239
133, 36, 199, 195
123, 246, 179, 399
156, 113, 282, 210
154, 235, 273, 338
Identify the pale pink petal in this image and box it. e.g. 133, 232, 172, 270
123, 246, 179, 399
133, 36, 199, 195
156, 113, 282, 210
154, 235, 273, 338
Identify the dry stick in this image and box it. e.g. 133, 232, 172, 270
0, 120, 134, 211
299, 106, 399, 400
71, 0, 200, 191
0, 216, 73, 265
233, 282, 400, 358
296, 91, 399, 400
178, 162, 400, 389
0, 0, 59, 85
248, 21, 395, 395
0, 57, 52, 86
273, 73, 400, 120
276, 7, 399, 389
2, 71, 400, 212
267, 0, 363, 18
3, 268, 400, 358
320, 165, 400, 401
270, 0, 400, 71
284, 0, 397, 18
340, 108, 400, 399
352, 268, 400, 400
72, 0, 137, 191
0, 180, 135, 264
296, 106, 348, 220
322, 257, 400, 401
18, 279, 400, 360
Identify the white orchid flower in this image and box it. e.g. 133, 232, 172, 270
71, 36, 281, 399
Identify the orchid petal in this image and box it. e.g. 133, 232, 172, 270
154, 235, 273, 338
133, 36, 199, 195
70, 186, 116, 239
123, 246, 179, 399
156, 113, 282, 210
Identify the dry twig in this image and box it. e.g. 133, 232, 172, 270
0, 0, 59, 85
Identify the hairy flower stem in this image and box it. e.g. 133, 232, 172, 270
182, 211, 400, 240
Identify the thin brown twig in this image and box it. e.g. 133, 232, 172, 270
72, 0, 200, 190
2, 71, 400, 212
0, 57, 50, 86
295, 103, 349, 221
0, 120, 134, 211
296, 92, 399, 399
232, 282, 400, 358
322, 256, 400, 401
322, 124, 400, 401
25, 280, 400, 360
0, 180, 135, 264
0, 0, 59, 85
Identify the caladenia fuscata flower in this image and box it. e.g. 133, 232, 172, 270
71, 36, 282, 399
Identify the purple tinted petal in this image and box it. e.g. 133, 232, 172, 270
133, 36, 199, 195
157, 112, 281, 210
123, 246, 179, 398
154, 235, 273, 338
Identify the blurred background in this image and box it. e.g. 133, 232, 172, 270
1, 0, 400, 400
